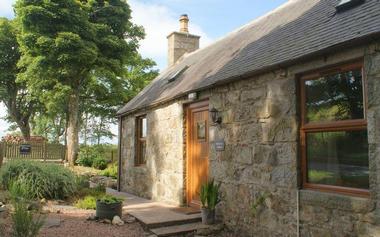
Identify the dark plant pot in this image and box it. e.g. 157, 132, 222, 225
96, 200, 122, 220
201, 207, 215, 225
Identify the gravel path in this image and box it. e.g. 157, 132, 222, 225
0, 209, 147, 237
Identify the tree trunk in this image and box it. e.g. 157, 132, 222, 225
17, 120, 31, 141
97, 118, 102, 145
66, 89, 80, 166
83, 112, 88, 146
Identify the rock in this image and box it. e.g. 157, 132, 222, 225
27, 201, 42, 211
0, 202, 4, 206
124, 215, 136, 223
56, 210, 61, 214
87, 214, 98, 221
0, 206, 6, 212
112, 215, 124, 226
43, 217, 61, 228
40, 198, 47, 204
100, 219, 111, 224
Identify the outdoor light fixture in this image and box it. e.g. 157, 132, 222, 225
188, 92, 197, 101
210, 107, 222, 124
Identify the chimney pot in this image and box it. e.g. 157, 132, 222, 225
179, 14, 189, 33
167, 15, 200, 67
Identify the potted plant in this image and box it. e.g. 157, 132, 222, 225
96, 195, 123, 220
200, 179, 220, 225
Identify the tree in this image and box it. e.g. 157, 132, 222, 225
31, 111, 66, 143
0, 18, 39, 140
79, 53, 158, 145
15, 0, 144, 165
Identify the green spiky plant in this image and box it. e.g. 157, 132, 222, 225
207, 180, 220, 210
200, 179, 220, 210
200, 181, 210, 208
9, 182, 45, 237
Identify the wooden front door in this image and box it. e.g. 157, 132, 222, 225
186, 100, 209, 207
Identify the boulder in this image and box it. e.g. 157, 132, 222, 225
27, 201, 42, 211
87, 214, 98, 221
112, 215, 124, 226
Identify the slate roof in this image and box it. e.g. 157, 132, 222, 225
118, 0, 380, 116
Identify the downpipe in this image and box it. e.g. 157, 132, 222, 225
297, 188, 300, 237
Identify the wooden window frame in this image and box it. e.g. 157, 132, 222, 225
299, 61, 369, 197
135, 115, 147, 166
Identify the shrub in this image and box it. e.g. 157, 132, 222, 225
77, 145, 116, 168
100, 163, 118, 178
92, 156, 108, 170
75, 175, 90, 189
97, 195, 123, 204
75, 195, 97, 209
75, 154, 93, 167
74, 185, 106, 210
0, 160, 77, 200
9, 182, 45, 237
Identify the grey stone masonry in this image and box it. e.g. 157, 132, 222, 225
120, 102, 185, 205
120, 42, 380, 236
167, 31, 200, 67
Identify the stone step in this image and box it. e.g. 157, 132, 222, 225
142, 213, 201, 229
150, 222, 201, 237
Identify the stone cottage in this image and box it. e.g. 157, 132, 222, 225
117, 0, 380, 236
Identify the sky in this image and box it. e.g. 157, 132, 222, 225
0, 0, 287, 141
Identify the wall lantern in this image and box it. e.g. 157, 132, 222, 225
188, 92, 198, 101
210, 107, 222, 124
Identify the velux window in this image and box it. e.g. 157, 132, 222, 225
135, 115, 147, 166
300, 62, 369, 196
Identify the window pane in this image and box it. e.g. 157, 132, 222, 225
305, 69, 364, 123
141, 142, 146, 164
307, 130, 369, 189
141, 118, 147, 138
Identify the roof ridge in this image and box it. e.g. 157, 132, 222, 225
118, 0, 380, 115
175, 0, 301, 64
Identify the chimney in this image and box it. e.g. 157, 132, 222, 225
167, 14, 200, 67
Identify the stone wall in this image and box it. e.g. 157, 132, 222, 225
120, 102, 185, 205
208, 67, 299, 236
207, 43, 380, 236
296, 45, 380, 237
120, 42, 380, 236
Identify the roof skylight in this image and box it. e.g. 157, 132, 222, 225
167, 66, 189, 83
336, 0, 365, 12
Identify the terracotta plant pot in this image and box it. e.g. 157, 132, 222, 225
96, 200, 122, 220
201, 207, 215, 225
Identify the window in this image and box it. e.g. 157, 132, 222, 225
300, 62, 369, 196
135, 115, 147, 166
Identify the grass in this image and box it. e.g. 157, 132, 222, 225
100, 163, 117, 179
9, 182, 45, 237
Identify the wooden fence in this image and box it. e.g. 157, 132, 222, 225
0, 142, 66, 161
